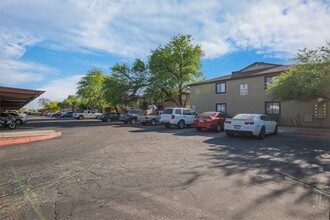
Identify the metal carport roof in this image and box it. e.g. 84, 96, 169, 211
0, 86, 44, 111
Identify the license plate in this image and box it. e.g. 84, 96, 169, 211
234, 125, 241, 129
199, 120, 204, 122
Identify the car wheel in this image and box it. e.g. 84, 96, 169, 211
196, 127, 202, 131
131, 118, 137, 124
273, 125, 278, 135
15, 119, 23, 125
78, 115, 84, 120
226, 130, 233, 137
165, 123, 171, 128
8, 123, 16, 129
178, 120, 185, 129
258, 127, 266, 139
151, 119, 156, 126
106, 117, 111, 122
216, 124, 222, 132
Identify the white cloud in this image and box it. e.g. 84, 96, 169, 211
1, 0, 330, 76
0, 29, 41, 59
226, 0, 330, 56
1, 0, 329, 109
0, 29, 53, 86
0, 59, 51, 85
25, 75, 83, 109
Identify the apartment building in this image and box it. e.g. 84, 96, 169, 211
189, 62, 329, 128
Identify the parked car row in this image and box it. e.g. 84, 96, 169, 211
39, 107, 278, 140
96, 107, 278, 139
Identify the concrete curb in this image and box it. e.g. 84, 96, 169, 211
0, 130, 57, 138
0, 132, 62, 147
293, 131, 330, 137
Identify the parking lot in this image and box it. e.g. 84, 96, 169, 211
0, 119, 329, 219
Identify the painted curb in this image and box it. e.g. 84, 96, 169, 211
0, 132, 62, 146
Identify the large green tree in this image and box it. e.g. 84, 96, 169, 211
60, 95, 81, 111
103, 59, 149, 110
267, 42, 330, 101
147, 34, 204, 107
103, 76, 127, 112
77, 69, 107, 110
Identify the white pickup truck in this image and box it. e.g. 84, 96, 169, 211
137, 111, 162, 126
73, 110, 102, 120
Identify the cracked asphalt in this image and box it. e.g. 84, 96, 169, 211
0, 119, 329, 219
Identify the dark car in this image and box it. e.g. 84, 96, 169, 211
119, 109, 141, 124
99, 112, 120, 122
62, 112, 73, 118
52, 112, 61, 117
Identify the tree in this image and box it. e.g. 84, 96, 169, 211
267, 42, 330, 101
60, 95, 81, 111
49, 101, 60, 112
37, 98, 59, 112
38, 98, 50, 109
147, 34, 204, 107
103, 76, 127, 112
104, 59, 149, 111
77, 69, 106, 110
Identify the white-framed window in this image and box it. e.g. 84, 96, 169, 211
216, 82, 226, 93
265, 101, 281, 115
216, 103, 227, 113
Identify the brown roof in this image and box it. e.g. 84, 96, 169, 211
189, 63, 291, 86
0, 86, 44, 110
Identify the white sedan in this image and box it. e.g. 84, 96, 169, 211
224, 114, 278, 139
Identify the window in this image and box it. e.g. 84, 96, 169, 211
265, 101, 281, 115
189, 110, 198, 116
183, 110, 190, 115
260, 115, 271, 121
182, 94, 187, 101
175, 109, 182, 114
265, 75, 276, 89
163, 109, 173, 114
216, 82, 226, 93
216, 103, 227, 113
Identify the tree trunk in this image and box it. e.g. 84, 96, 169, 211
114, 105, 119, 113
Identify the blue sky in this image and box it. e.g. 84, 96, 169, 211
0, 0, 329, 109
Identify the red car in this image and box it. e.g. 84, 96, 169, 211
193, 111, 229, 132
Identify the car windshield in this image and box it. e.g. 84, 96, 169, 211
233, 114, 256, 120
162, 109, 173, 114
200, 112, 217, 117
8, 113, 19, 116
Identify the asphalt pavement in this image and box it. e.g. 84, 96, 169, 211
0, 119, 329, 219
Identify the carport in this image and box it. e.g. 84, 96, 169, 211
0, 86, 44, 112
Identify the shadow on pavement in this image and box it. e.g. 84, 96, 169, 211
199, 134, 330, 218
129, 123, 330, 218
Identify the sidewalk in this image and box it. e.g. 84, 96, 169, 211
279, 126, 330, 138
0, 130, 62, 146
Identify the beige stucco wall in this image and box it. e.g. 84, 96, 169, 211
191, 76, 330, 128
